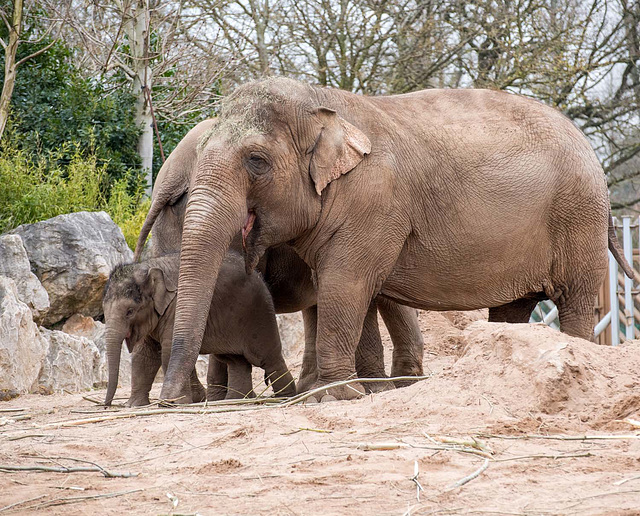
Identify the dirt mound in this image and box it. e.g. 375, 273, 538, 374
455, 321, 640, 428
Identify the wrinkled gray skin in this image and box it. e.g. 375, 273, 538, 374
134, 119, 424, 401
159, 77, 635, 402
102, 251, 296, 406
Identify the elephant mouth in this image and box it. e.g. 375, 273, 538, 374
124, 337, 134, 353
242, 210, 256, 251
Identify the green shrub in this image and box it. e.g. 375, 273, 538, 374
106, 173, 150, 250
0, 146, 149, 250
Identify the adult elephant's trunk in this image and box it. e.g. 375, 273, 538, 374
159, 155, 247, 402
104, 327, 126, 406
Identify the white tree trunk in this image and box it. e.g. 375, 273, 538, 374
125, 0, 153, 197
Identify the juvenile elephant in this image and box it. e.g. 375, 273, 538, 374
102, 251, 296, 406
158, 77, 636, 403
134, 119, 425, 398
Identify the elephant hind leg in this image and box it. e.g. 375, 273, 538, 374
356, 299, 393, 393
378, 297, 424, 388
488, 296, 542, 323
555, 284, 599, 341
207, 356, 228, 401
223, 355, 255, 399
297, 306, 319, 394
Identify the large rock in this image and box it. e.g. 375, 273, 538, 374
37, 328, 103, 393
0, 277, 48, 392
0, 234, 49, 322
62, 314, 131, 388
276, 313, 304, 361
11, 211, 133, 326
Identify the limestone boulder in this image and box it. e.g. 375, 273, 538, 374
0, 234, 49, 322
276, 313, 304, 361
37, 328, 103, 393
0, 277, 48, 393
10, 211, 133, 326
62, 314, 131, 388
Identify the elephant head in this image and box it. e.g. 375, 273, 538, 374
103, 259, 177, 405
161, 77, 371, 401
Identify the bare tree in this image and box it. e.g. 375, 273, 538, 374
61, 0, 227, 193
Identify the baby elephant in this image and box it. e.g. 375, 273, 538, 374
102, 251, 296, 406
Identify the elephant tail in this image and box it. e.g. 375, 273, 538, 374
608, 213, 640, 282
133, 181, 187, 262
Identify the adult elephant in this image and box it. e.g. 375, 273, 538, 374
161, 77, 634, 402
134, 119, 424, 398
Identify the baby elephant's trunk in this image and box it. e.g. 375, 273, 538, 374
104, 329, 124, 406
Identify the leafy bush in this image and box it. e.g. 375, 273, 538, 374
0, 146, 148, 250
106, 173, 151, 250
1, 39, 141, 182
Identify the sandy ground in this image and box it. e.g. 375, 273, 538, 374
1, 311, 640, 515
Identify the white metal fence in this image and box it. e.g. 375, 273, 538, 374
529, 216, 638, 345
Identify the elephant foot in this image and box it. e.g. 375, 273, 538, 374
225, 389, 256, 400
191, 385, 206, 403
206, 386, 227, 402
125, 394, 151, 407
363, 379, 395, 394
159, 384, 192, 405
296, 372, 318, 394
391, 366, 425, 389
305, 380, 365, 402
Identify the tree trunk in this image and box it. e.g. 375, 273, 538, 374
0, 0, 23, 142
125, 0, 154, 196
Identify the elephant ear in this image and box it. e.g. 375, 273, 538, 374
308, 107, 371, 195
148, 267, 177, 316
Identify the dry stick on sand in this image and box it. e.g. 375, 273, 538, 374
0, 408, 26, 414
1, 456, 137, 478
33, 376, 432, 429
40, 405, 267, 428
447, 459, 490, 490
0, 464, 137, 478
492, 452, 592, 462
357, 441, 493, 459
0, 495, 47, 513
25, 488, 144, 510
479, 433, 640, 441
115, 426, 243, 467
614, 473, 640, 486
4, 434, 51, 442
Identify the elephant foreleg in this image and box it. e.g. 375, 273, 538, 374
263, 356, 296, 398
127, 337, 161, 407
313, 272, 377, 400
161, 342, 205, 403
378, 297, 424, 388
207, 355, 228, 401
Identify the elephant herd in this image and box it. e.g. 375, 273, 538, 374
103, 77, 634, 406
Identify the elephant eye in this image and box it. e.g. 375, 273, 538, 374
126, 308, 134, 318
246, 153, 270, 175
